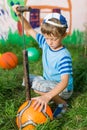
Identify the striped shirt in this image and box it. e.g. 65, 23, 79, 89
36, 33, 73, 91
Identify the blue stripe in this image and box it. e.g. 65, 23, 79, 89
37, 33, 46, 48
59, 61, 72, 67
37, 33, 40, 41
59, 66, 72, 72
39, 35, 43, 42
60, 70, 73, 74
60, 56, 71, 61
42, 37, 45, 44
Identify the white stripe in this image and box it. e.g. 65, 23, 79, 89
45, 20, 66, 27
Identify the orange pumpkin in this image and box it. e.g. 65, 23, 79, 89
0, 52, 18, 69
16, 100, 53, 130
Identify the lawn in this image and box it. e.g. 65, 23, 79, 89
0, 35, 87, 130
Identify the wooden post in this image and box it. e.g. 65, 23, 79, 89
23, 50, 31, 100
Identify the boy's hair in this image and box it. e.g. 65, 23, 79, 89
41, 13, 68, 37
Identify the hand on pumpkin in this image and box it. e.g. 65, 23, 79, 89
32, 94, 52, 112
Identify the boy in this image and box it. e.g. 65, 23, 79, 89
13, 5, 73, 118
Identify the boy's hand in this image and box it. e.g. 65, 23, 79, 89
32, 94, 51, 112
12, 5, 21, 16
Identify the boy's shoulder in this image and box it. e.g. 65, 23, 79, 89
58, 47, 71, 59
62, 46, 70, 54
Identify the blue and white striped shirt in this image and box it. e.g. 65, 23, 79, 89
36, 33, 73, 91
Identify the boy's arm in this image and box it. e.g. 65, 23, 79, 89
47, 74, 69, 99
12, 5, 37, 39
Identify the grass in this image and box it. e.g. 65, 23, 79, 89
0, 42, 87, 130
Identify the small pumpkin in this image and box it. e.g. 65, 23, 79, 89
0, 52, 18, 69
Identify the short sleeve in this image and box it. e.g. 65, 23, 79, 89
36, 33, 46, 48
58, 56, 73, 75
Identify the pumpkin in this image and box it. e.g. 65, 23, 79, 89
16, 100, 53, 130
0, 52, 18, 69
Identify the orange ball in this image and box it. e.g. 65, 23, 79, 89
16, 100, 53, 130
0, 52, 18, 69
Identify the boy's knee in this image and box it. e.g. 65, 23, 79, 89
34, 89, 45, 95
34, 90, 39, 93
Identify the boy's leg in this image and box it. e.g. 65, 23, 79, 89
34, 90, 45, 95
52, 95, 67, 105
52, 90, 73, 118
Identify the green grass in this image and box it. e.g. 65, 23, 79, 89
0, 43, 87, 130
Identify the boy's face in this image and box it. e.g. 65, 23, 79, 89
44, 34, 63, 50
